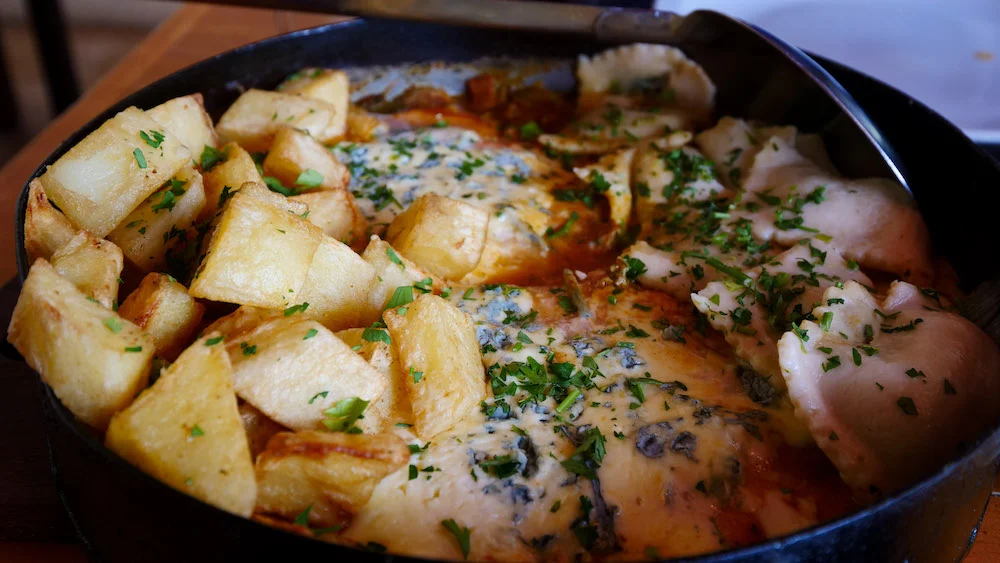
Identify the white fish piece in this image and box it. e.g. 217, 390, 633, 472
778, 280, 1000, 498
633, 139, 730, 208
573, 147, 635, 229
696, 117, 835, 189
733, 136, 933, 283
692, 239, 872, 387
576, 43, 716, 117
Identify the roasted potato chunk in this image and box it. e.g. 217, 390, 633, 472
336, 328, 413, 432
118, 273, 205, 360
146, 93, 218, 155
107, 164, 206, 271
255, 431, 408, 527
8, 259, 153, 430
290, 189, 367, 248
239, 402, 287, 459
235, 180, 309, 215
106, 333, 256, 517
262, 126, 350, 192
295, 236, 376, 331
383, 294, 484, 439
278, 68, 349, 139
50, 230, 124, 310
345, 105, 383, 141
215, 89, 338, 152
202, 305, 282, 341
361, 236, 439, 316
24, 179, 76, 263
38, 106, 191, 237
226, 316, 388, 430
189, 184, 322, 308
199, 142, 264, 221
385, 193, 489, 280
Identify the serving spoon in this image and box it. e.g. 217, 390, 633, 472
173, 0, 911, 192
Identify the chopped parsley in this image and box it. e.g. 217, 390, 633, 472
560, 426, 607, 479
545, 211, 580, 238
303, 328, 319, 340
441, 519, 472, 560
139, 129, 165, 148
362, 324, 392, 345
322, 397, 368, 432
200, 145, 227, 171
896, 396, 918, 416
295, 168, 323, 188
819, 312, 834, 331
477, 453, 520, 479
622, 256, 647, 281
386, 247, 404, 268
519, 121, 542, 141
386, 286, 414, 309
284, 302, 310, 316
821, 356, 841, 372
133, 148, 147, 169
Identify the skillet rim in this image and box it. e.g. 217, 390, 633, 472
13, 16, 1000, 562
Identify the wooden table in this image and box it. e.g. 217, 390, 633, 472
0, 4, 997, 562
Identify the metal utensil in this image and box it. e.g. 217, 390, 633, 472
167, 0, 911, 191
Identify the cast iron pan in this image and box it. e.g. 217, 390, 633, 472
12, 18, 1000, 563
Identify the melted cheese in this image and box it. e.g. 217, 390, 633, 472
340, 280, 852, 560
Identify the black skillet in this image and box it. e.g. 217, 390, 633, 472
12, 18, 1000, 563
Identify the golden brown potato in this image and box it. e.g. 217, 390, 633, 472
201, 305, 283, 342
255, 430, 408, 528
262, 126, 350, 192
277, 68, 349, 139
106, 333, 256, 517
50, 230, 124, 310
295, 236, 376, 332
385, 193, 489, 280
146, 93, 218, 155
118, 273, 205, 360
361, 236, 440, 316
198, 142, 264, 221
336, 328, 413, 432
8, 259, 153, 430
24, 179, 76, 264
38, 106, 191, 237
239, 401, 287, 459
345, 105, 383, 141
226, 316, 388, 430
189, 184, 322, 308
290, 189, 367, 249
215, 89, 337, 152
235, 181, 309, 216
383, 294, 484, 440
107, 164, 206, 272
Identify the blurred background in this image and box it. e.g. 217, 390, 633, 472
0, 0, 996, 169
0, 0, 177, 165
